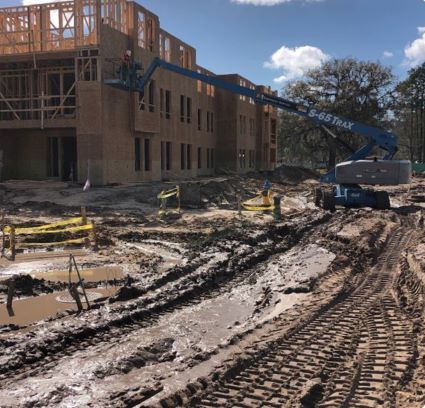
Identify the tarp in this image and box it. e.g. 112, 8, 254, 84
413, 163, 425, 174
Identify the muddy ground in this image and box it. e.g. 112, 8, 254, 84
0, 172, 424, 407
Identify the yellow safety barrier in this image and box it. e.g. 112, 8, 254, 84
17, 237, 87, 248
157, 187, 180, 200
158, 185, 181, 216
242, 191, 275, 212
13, 223, 93, 236
5, 222, 93, 236
1, 209, 96, 260
3, 217, 83, 234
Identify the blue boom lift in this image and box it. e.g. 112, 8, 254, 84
105, 56, 410, 211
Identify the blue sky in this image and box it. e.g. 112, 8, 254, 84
11, 0, 425, 88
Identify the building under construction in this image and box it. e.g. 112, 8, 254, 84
0, 0, 278, 185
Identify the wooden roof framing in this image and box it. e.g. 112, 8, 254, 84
0, 0, 128, 56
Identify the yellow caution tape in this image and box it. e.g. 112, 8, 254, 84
4, 217, 84, 234
8, 223, 94, 236
16, 237, 88, 248
158, 188, 179, 200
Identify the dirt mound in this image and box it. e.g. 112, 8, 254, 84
270, 164, 319, 184
199, 177, 259, 208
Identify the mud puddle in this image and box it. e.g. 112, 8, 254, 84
0, 250, 88, 279
0, 241, 336, 406
0, 287, 118, 328
30, 266, 123, 283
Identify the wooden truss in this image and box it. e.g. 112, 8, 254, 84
0, 0, 127, 55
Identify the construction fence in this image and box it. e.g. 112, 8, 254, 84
2, 208, 96, 260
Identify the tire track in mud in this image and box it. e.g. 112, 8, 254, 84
179, 224, 417, 408
0, 213, 333, 386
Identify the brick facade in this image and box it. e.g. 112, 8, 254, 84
0, 0, 277, 185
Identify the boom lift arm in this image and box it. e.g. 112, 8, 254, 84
105, 57, 399, 185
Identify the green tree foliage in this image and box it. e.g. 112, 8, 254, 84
278, 58, 395, 168
394, 63, 425, 161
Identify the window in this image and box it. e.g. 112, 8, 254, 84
144, 138, 151, 171
48, 137, 59, 177
239, 79, 246, 101
197, 69, 202, 93
239, 149, 246, 169
270, 148, 276, 164
166, 142, 172, 170
239, 116, 247, 135
165, 90, 171, 119
207, 148, 210, 168
147, 18, 155, 52
207, 112, 210, 132
197, 147, 202, 169
161, 141, 165, 170
249, 84, 255, 104
160, 34, 171, 61
179, 45, 192, 68
211, 112, 214, 133
160, 88, 164, 118
180, 95, 185, 123
206, 83, 215, 98
249, 150, 255, 168
198, 109, 202, 131
187, 97, 192, 124
271, 118, 277, 144
211, 148, 214, 168
139, 91, 145, 111
148, 81, 155, 112
135, 138, 141, 171
181, 143, 185, 169
164, 37, 171, 62
179, 45, 185, 67
138, 12, 145, 49
250, 118, 255, 137
187, 144, 192, 169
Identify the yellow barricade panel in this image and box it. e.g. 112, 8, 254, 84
4, 217, 84, 234
242, 191, 274, 212
13, 223, 93, 236
242, 204, 275, 212
17, 237, 87, 248
158, 188, 178, 200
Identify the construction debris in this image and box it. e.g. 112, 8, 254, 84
0, 174, 423, 407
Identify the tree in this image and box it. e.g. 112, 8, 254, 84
277, 58, 395, 168
394, 63, 425, 162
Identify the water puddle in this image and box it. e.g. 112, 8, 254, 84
30, 266, 123, 283
0, 287, 117, 327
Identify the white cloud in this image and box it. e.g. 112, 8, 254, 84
404, 27, 425, 67
264, 45, 330, 83
231, 0, 323, 5
382, 51, 393, 58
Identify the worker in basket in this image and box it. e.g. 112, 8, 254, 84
121, 50, 132, 83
